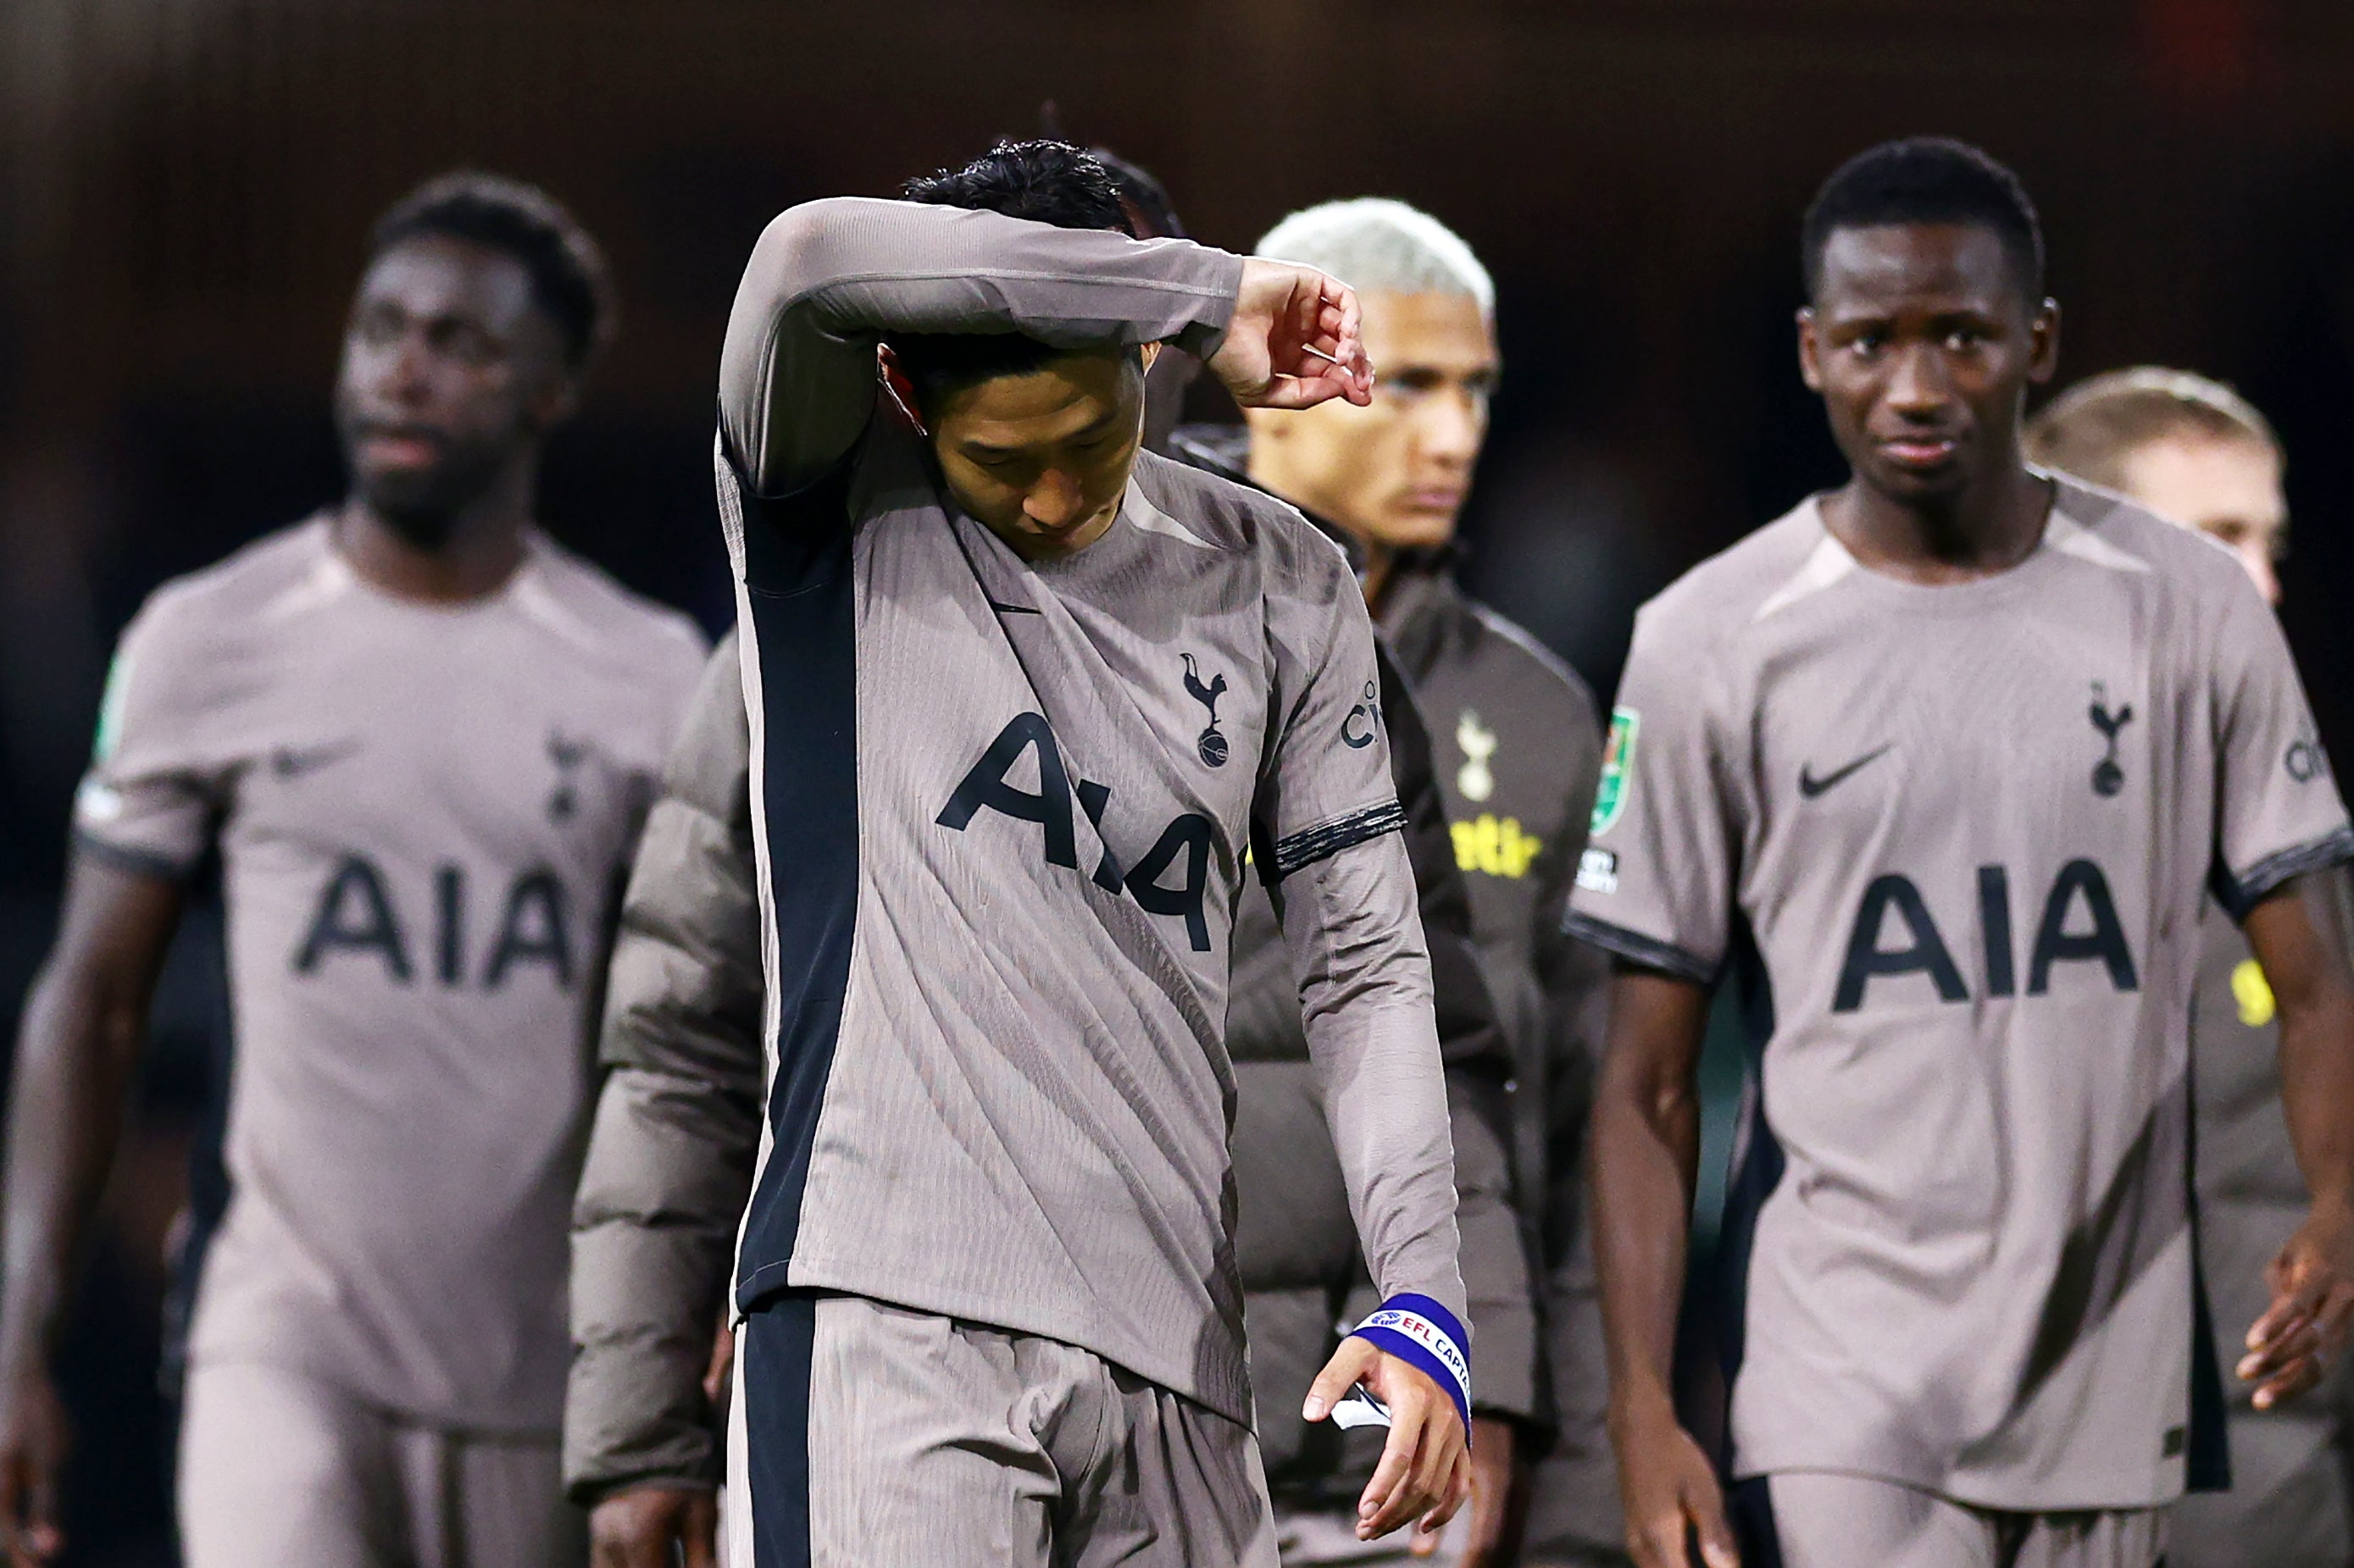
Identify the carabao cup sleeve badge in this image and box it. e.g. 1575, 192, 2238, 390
1347, 1294, 1473, 1435
1590, 706, 1639, 836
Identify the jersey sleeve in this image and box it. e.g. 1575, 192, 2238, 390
2207, 573, 2354, 917
1560, 599, 1735, 983
71, 600, 225, 878
1252, 540, 1409, 882
1272, 830, 1469, 1333
719, 197, 1245, 496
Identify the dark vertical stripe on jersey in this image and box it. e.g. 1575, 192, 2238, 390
1729, 1477, 1787, 1568
2183, 1041, 2234, 1493
1706, 915, 1783, 1475
731, 463, 858, 1308
745, 1294, 817, 1568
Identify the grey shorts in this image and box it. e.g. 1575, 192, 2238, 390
177, 1359, 583, 1568
722, 1293, 1279, 1567
1735, 1472, 2166, 1568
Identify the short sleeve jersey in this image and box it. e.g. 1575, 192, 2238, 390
1565, 476, 2352, 1508
76, 519, 707, 1430
724, 427, 1424, 1425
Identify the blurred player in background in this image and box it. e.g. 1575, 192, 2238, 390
1176, 197, 1611, 1565
1573, 138, 2354, 1568
0, 172, 706, 1566
2028, 369, 2354, 1566
585, 141, 1472, 1567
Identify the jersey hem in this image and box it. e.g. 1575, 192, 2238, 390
1727, 1456, 2186, 1514
182, 1342, 564, 1438
1558, 911, 1716, 983
764, 1255, 1254, 1427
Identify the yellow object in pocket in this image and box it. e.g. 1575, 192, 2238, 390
2232, 957, 2277, 1028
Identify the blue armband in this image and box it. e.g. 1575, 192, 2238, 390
1346, 1293, 1471, 1434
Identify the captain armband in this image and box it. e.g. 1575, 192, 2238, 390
1346, 1293, 1472, 1434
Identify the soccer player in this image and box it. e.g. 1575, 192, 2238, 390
1568, 138, 2354, 1568
686, 140, 1471, 1564
566, 155, 1505, 1568
1192, 197, 1611, 1565
2026, 370, 2352, 1566
0, 173, 707, 1565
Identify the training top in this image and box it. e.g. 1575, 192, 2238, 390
714, 197, 1465, 1425
1565, 475, 2352, 1508
75, 520, 707, 1430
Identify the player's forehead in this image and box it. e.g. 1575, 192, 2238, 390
1358, 289, 1496, 372
2118, 432, 2286, 528
1812, 222, 2024, 321
353, 233, 539, 333
938, 353, 1136, 448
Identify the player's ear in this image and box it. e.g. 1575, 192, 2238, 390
522, 357, 582, 434
1796, 307, 1825, 393
2027, 298, 2062, 386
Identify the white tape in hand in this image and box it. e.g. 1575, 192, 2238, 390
1330, 1383, 1393, 1431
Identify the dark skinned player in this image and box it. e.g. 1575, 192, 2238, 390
0, 174, 704, 1567
1568, 138, 2354, 1568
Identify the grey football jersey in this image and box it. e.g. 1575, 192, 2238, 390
715, 197, 1466, 1426
1565, 477, 2351, 1508
75, 519, 707, 1429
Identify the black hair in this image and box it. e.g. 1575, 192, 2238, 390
369, 171, 614, 371
892, 141, 1138, 411
1800, 136, 2045, 305
1089, 147, 1186, 241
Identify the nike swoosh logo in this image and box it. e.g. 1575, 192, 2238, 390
1798, 745, 1890, 799
986, 599, 1042, 617
270, 740, 361, 779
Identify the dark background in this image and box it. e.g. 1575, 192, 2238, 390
5, 0, 2354, 1558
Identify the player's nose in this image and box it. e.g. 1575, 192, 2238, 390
1024, 468, 1087, 528
1419, 387, 1484, 465
362, 329, 436, 410
1883, 342, 1951, 414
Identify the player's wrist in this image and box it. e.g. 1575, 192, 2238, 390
1604, 1379, 1679, 1443
2305, 1187, 2354, 1223
0, 1316, 53, 1381
1347, 1293, 1474, 1435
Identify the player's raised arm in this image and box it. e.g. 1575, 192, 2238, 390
719, 194, 1341, 496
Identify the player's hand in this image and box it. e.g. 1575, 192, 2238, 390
2242, 1202, 2354, 1410
589, 1482, 718, 1568
0, 1364, 67, 1567
1612, 1402, 1737, 1568
1304, 1336, 1472, 1542
1409, 1415, 1520, 1565
1207, 260, 1374, 411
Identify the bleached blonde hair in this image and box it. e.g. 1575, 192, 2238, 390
1254, 197, 1493, 316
